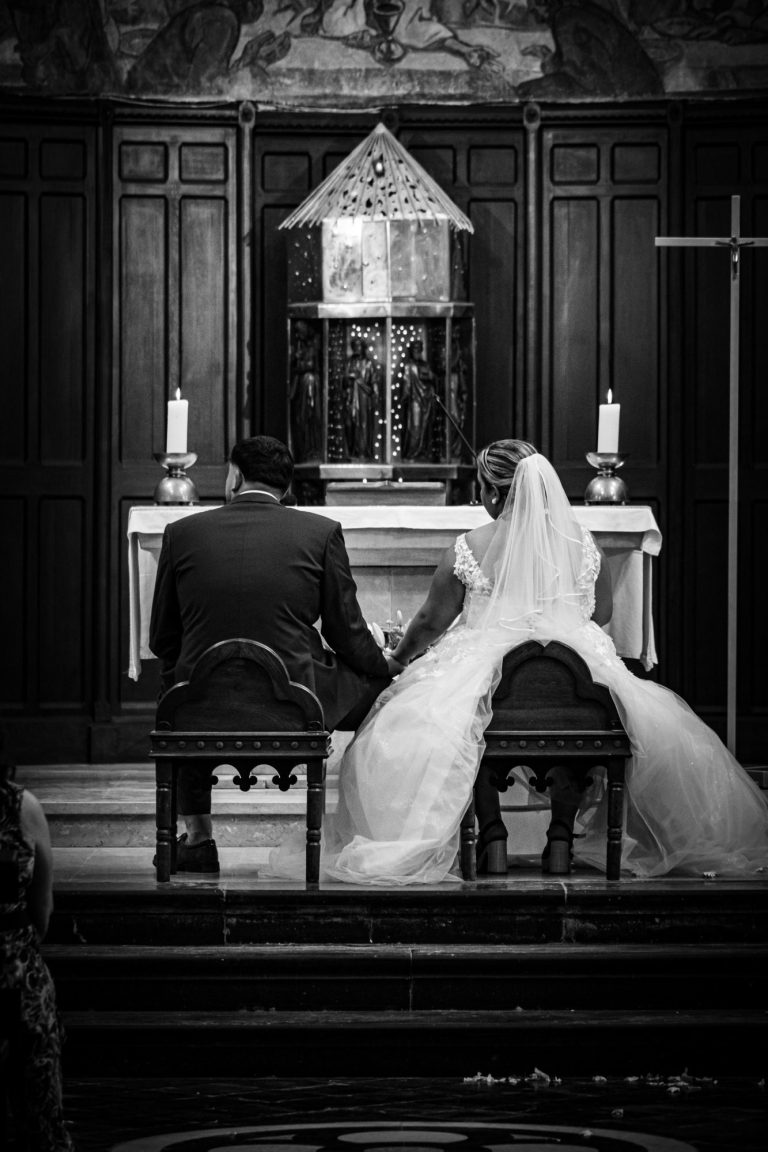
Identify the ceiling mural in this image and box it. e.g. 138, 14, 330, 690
0, 1, 766, 104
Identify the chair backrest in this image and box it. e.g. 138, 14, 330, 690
155, 639, 325, 733
489, 640, 622, 731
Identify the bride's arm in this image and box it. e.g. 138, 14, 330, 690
390, 545, 465, 666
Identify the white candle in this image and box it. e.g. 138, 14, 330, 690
166, 389, 188, 454
597, 390, 620, 453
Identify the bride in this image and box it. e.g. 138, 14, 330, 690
268, 440, 768, 884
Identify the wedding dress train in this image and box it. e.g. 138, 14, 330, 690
267, 458, 768, 884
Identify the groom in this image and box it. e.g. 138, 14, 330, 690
149, 434, 402, 873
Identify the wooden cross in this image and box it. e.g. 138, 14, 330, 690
656, 196, 768, 754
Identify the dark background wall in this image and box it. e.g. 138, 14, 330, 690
1, 96, 766, 764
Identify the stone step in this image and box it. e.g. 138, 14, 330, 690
14, 761, 550, 851
16, 762, 325, 847
17, 763, 768, 847
59, 1006, 768, 1078
45, 942, 768, 1013
48, 877, 768, 946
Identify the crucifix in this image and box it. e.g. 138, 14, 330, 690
656, 196, 768, 755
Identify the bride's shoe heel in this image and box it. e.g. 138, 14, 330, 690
476, 819, 508, 875
546, 838, 572, 875
542, 818, 574, 876
483, 839, 508, 874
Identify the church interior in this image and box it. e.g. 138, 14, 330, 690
2, 2, 768, 1150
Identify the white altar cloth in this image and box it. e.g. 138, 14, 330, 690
127, 503, 661, 680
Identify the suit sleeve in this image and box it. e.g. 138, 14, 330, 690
319, 524, 389, 678
148, 528, 182, 693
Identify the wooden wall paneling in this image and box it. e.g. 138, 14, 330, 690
91, 106, 114, 741
0, 121, 95, 760
547, 194, 601, 467
0, 498, 25, 710
682, 121, 768, 757
403, 125, 525, 453
611, 194, 660, 467
540, 123, 667, 504
119, 194, 168, 461
39, 192, 87, 462
745, 191, 768, 750
0, 187, 26, 466
111, 121, 238, 721
37, 497, 87, 706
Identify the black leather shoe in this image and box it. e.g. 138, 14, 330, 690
154, 833, 219, 874
177, 833, 219, 873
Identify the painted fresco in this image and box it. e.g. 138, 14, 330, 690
0, 1, 766, 103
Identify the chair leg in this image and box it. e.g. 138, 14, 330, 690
170, 760, 179, 874
305, 756, 324, 888
460, 796, 476, 881
155, 761, 173, 883
605, 756, 626, 881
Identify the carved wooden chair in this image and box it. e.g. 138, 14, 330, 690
149, 640, 331, 888
459, 640, 632, 882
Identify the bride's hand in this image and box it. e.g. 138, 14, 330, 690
384, 652, 407, 677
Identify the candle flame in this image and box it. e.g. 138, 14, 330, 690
175, 388, 181, 401
606, 389, 613, 404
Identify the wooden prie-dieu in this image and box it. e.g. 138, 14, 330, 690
461, 640, 632, 881
149, 640, 331, 887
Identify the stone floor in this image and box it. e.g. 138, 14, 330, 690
52, 843, 620, 886
41, 1074, 768, 1152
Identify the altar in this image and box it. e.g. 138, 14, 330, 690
127, 503, 661, 680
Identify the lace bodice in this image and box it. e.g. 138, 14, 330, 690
453, 528, 600, 623
453, 534, 493, 596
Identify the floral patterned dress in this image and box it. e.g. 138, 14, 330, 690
0, 780, 74, 1150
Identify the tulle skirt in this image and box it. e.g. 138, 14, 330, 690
266, 622, 768, 884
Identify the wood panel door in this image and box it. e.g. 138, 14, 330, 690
674, 117, 768, 759
0, 120, 97, 762
539, 117, 669, 676
109, 121, 239, 739
400, 121, 525, 453
539, 121, 668, 498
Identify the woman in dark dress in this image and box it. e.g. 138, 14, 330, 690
0, 752, 74, 1151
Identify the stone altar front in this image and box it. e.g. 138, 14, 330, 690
127, 503, 661, 681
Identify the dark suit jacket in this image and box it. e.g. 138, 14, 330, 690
148, 493, 389, 728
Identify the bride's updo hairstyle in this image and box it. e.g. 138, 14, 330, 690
476, 439, 537, 492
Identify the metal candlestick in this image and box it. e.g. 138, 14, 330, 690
584, 452, 628, 505
153, 452, 199, 505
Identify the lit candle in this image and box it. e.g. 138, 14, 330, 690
166, 388, 188, 454
597, 389, 620, 453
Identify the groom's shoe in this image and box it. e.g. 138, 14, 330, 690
153, 833, 219, 874
177, 833, 219, 873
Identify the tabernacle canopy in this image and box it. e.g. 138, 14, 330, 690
279, 123, 473, 232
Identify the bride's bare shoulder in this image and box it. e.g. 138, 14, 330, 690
463, 521, 496, 565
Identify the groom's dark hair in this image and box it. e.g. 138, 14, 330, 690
230, 436, 294, 491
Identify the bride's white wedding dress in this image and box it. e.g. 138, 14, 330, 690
267, 458, 768, 885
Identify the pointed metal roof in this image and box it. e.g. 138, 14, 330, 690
279, 123, 473, 233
